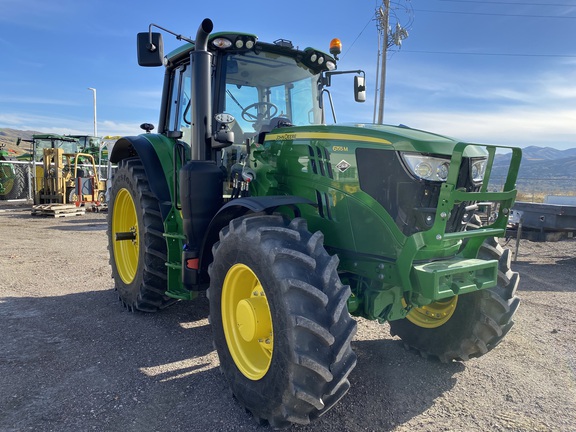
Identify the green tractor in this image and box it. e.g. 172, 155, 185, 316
68, 135, 109, 166
0, 142, 28, 200
108, 19, 522, 428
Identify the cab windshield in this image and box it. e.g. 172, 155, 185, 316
33, 138, 78, 161
223, 50, 322, 136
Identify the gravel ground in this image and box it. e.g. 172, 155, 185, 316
1, 205, 575, 432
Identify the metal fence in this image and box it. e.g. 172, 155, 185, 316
0, 160, 113, 202
2, 159, 574, 205
488, 176, 576, 203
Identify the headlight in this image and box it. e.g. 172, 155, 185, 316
401, 153, 451, 182
471, 159, 486, 182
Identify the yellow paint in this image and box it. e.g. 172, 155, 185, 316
112, 188, 139, 284
405, 296, 458, 328
266, 131, 392, 146
221, 263, 273, 380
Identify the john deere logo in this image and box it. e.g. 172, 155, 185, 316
336, 160, 351, 173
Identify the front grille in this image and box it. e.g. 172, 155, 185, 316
356, 148, 480, 237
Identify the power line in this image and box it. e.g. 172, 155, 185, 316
414, 8, 576, 18
402, 49, 576, 58
435, 0, 576, 6
341, 16, 374, 60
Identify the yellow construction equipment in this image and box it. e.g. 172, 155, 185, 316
35, 147, 106, 206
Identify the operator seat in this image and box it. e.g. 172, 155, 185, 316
256, 116, 293, 144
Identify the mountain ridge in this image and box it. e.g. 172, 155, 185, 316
1, 127, 574, 192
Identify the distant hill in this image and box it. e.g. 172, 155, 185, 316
1, 127, 574, 193
494, 146, 576, 166
490, 146, 576, 194
519, 145, 576, 161
0, 128, 43, 155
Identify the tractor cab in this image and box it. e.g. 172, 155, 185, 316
27, 134, 79, 162
139, 24, 364, 155
141, 25, 365, 202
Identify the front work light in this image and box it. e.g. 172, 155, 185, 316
401, 153, 452, 182
471, 159, 487, 182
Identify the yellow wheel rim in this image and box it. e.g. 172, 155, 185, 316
222, 264, 273, 380
406, 296, 458, 328
112, 188, 139, 284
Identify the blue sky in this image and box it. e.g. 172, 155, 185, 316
1, 0, 575, 149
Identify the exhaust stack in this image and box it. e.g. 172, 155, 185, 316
191, 18, 214, 161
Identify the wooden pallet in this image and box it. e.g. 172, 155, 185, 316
31, 204, 85, 217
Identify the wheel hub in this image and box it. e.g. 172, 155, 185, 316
406, 296, 458, 328
112, 188, 139, 284
222, 263, 273, 380
236, 297, 272, 342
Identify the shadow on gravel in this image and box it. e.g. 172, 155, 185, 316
0, 211, 107, 232
2, 286, 468, 432
1, 288, 469, 432
47, 217, 107, 232
0, 290, 243, 432
303, 337, 465, 432
514, 260, 576, 292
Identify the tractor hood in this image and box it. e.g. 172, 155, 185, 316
335, 123, 487, 157
266, 123, 488, 158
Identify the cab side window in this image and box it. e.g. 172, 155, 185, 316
166, 64, 193, 145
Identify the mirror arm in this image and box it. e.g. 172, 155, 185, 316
322, 69, 365, 86
148, 23, 195, 49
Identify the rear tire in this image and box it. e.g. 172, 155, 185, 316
107, 158, 174, 312
0, 163, 26, 200
208, 215, 357, 428
389, 238, 520, 362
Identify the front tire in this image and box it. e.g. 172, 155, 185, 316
208, 215, 357, 428
107, 158, 174, 312
389, 238, 520, 362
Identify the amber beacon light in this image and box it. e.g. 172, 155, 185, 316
330, 38, 342, 59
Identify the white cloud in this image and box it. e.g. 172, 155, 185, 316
366, 61, 576, 148
3, 59, 575, 150
0, 96, 81, 106
0, 112, 142, 137
97, 120, 145, 137
386, 107, 576, 148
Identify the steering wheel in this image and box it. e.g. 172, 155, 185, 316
241, 102, 278, 122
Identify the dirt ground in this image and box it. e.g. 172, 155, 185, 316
1, 204, 575, 432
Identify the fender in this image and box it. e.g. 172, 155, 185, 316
198, 195, 316, 277
109, 135, 172, 219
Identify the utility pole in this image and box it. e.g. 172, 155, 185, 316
87, 87, 97, 137
375, 0, 389, 125
373, 0, 410, 124
372, 12, 382, 123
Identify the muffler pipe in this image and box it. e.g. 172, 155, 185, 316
195, 18, 213, 52
191, 18, 214, 161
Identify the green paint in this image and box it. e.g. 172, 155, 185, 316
119, 29, 522, 323
250, 125, 521, 321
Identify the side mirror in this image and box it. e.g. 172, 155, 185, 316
212, 113, 235, 149
137, 32, 164, 67
16, 137, 21, 146
213, 130, 235, 149
354, 75, 366, 103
